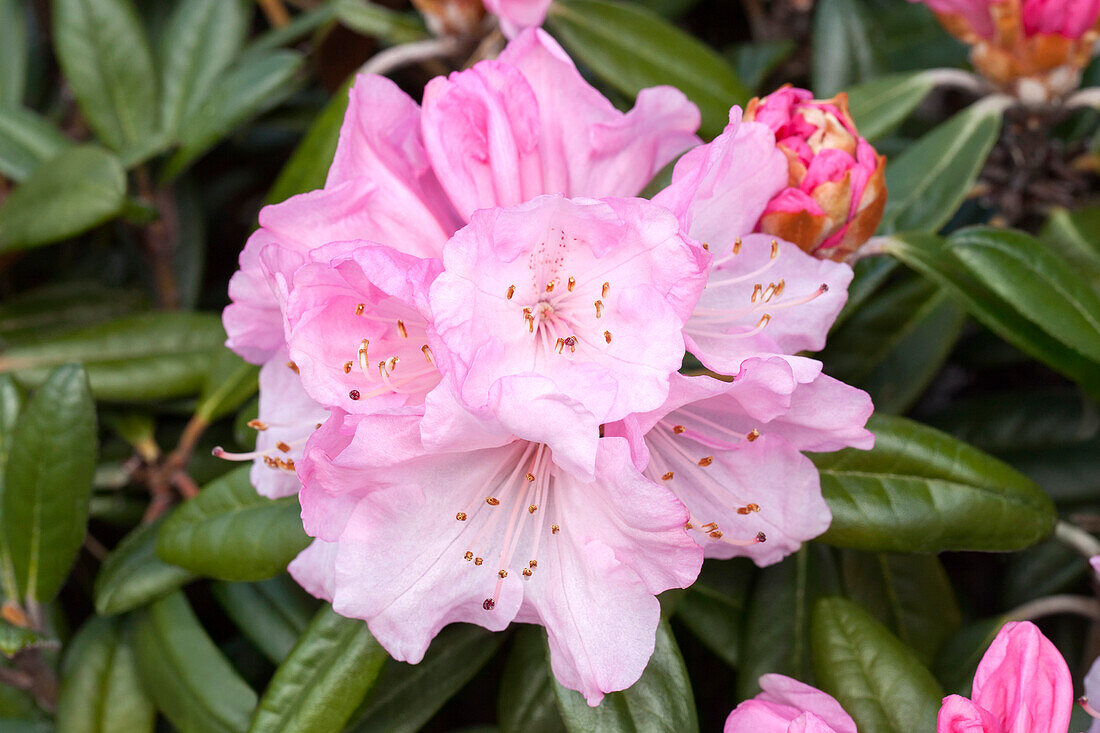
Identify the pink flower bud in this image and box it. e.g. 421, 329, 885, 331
743, 86, 886, 261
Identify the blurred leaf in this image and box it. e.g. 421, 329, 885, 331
0, 376, 21, 602
157, 466, 309, 581
0, 107, 71, 182
243, 3, 338, 60
349, 625, 504, 733
56, 616, 156, 733
333, 0, 428, 44
249, 606, 386, 733
0, 145, 126, 253
631, 0, 702, 16
886, 231, 1100, 397
163, 50, 305, 180
846, 71, 936, 141
821, 273, 966, 413
2, 363, 96, 602
173, 179, 208, 309
0, 281, 146, 347
0, 618, 49, 657
0, 312, 227, 401
51, 0, 158, 154
812, 0, 881, 97
94, 518, 195, 616
932, 618, 1001, 696
498, 626, 566, 733
812, 597, 942, 733
548, 0, 749, 138
737, 545, 839, 699
264, 79, 351, 206
133, 591, 257, 733
159, 0, 250, 139
1040, 206, 1100, 284
839, 551, 960, 666
881, 103, 1001, 234
0, 0, 27, 108
833, 256, 899, 329
196, 348, 260, 423
1002, 539, 1085, 608
552, 619, 697, 733
730, 40, 795, 94
212, 577, 318, 665
675, 558, 754, 669
815, 415, 1056, 552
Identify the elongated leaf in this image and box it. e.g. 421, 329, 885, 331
812, 0, 881, 97
249, 606, 386, 733
333, 0, 428, 44
133, 592, 257, 733
159, 0, 249, 139
264, 79, 351, 206
815, 415, 1056, 552
0, 0, 27, 108
0, 281, 146, 345
675, 558, 754, 669
812, 598, 942, 733
157, 466, 309, 581
0, 107, 71, 182
349, 625, 504, 733
0, 619, 50, 657
839, 551, 960, 666
833, 256, 899, 329
553, 620, 697, 733
196, 348, 259, 423
0, 376, 23, 600
730, 40, 795, 94
881, 102, 1001, 234
499, 626, 566, 733
932, 618, 1002, 696
242, 3, 338, 60
163, 50, 304, 179
0, 145, 125, 253
1040, 206, 1100, 282
547, 0, 749, 138
56, 616, 156, 733
94, 518, 194, 616
2, 364, 96, 602
212, 577, 317, 664
0, 311, 227, 401
51, 0, 158, 153
846, 71, 936, 141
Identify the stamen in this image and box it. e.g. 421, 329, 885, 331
486, 497, 500, 506
736, 503, 762, 515
358, 340, 370, 373
661, 471, 674, 480
349, 390, 360, 400
701, 242, 710, 251
523, 568, 532, 577
1079, 696, 1100, 719
464, 551, 473, 561
525, 473, 535, 482
698, 456, 713, 466
456, 512, 468, 521
732, 238, 742, 254
672, 425, 686, 434
746, 428, 761, 441
276, 441, 290, 452
604, 331, 612, 344
422, 344, 434, 364
247, 420, 268, 431
498, 569, 508, 578
528, 505, 537, 513
751, 284, 762, 302
506, 285, 515, 299
286, 361, 299, 374
567, 276, 575, 292
475, 557, 484, 565
555, 337, 565, 354
552, 524, 560, 534
602, 282, 610, 299
482, 598, 494, 610
545, 281, 555, 293
355, 303, 365, 316
524, 308, 534, 333
564, 336, 577, 354
594, 300, 603, 318
397, 320, 407, 338
343, 361, 353, 374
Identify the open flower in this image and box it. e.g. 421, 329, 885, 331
937, 621, 1073, 733
725, 674, 857, 732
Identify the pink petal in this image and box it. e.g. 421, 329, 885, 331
288, 539, 339, 602
907, 0, 997, 38
757, 674, 858, 733
937, 694, 1002, 733
484, 0, 553, 37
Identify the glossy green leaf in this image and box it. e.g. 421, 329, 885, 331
553, 620, 697, 733
0, 311, 227, 401
0, 145, 125, 253
737, 545, 839, 699
498, 626, 566, 733
0, 107, 71, 182
1040, 206, 1100, 283
932, 618, 1002, 696
833, 256, 899, 329
56, 616, 156, 733
157, 466, 309, 581
0, 375, 23, 601
675, 558, 754, 669
815, 415, 1056, 552
349, 625, 504, 733
0, 618, 50, 657
212, 577, 318, 665
811, 0, 881, 97
94, 518, 195, 616
242, 3, 338, 60
846, 71, 937, 141
730, 40, 795, 94
2, 363, 96, 602
159, 0, 250, 139
264, 79, 351, 206
196, 348, 260, 423
881, 102, 1001, 234
0, 281, 146, 346
51, 0, 158, 153
333, 0, 428, 44
839, 551, 961, 666
249, 606, 386, 733
163, 50, 304, 180
133, 592, 257, 733
548, 0, 749, 138
812, 597, 942, 733
0, 0, 27, 108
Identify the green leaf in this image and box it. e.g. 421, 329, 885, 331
737, 545, 839, 698
333, 0, 428, 44
94, 518, 195, 616
242, 3, 338, 60
0, 618, 50, 657
839, 551, 961, 666
1040, 206, 1100, 283
212, 577, 318, 665
0, 0, 28, 108
820, 273, 966, 413
348, 625, 504, 733
674, 558, 754, 669
1, 363, 96, 602
881, 102, 1001, 234
730, 40, 795, 94
163, 50, 304, 180
133, 592, 257, 733
812, 597, 942, 733
159, 0, 250, 139
196, 348, 260, 424
548, 0, 749, 138
0, 311, 227, 402
51, 0, 158, 153
0, 107, 71, 182
0, 281, 146, 346
811, 0, 881, 97
0, 375, 23, 601
498, 626, 566, 733
157, 466, 310, 581
932, 618, 1002, 696
56, 616, 156, 733
0, 145, 125, 253
833, 256, 899, 329
264, 79, 351, 206
552, 619, 697, 733
814, 415, 1057, 552
248, 606, 386, 733
846, 71, 936, 142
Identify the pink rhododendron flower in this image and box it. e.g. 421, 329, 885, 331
483, 0, 553, 36
725, 674, 857, 733
1082, 655, 1100, 732
937, 621, 1073, 733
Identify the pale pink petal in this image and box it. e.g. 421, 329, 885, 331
1084, 656, 1100, 731
789, 712, 850, 733
1092, 555, 1100, 581
288, 539, 339, 602
725, 675, 856, 733
757, 674, 858, 733
937, 694, 1002, 733
484, 0, 552, 37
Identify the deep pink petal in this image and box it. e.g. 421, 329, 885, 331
937, 694, 1002, 733
484, 0, 553, 37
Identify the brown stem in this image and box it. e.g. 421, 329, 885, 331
257, 0, 291, 27
134, 169, 181, 310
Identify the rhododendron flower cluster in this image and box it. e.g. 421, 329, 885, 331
725, 674, 857, 732
222, 29, 873, 704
